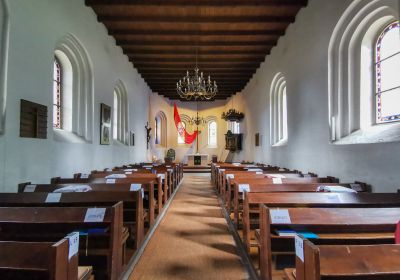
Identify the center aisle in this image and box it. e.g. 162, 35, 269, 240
128, 174, 249, 280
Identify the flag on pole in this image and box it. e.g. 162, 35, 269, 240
173, 102, 198, 144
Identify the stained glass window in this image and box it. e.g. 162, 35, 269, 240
53, 58, 62, 128
208, 121, 217, 146
155, 116, 160, 145
375, 21, 400, 123
113, 91, 118, 140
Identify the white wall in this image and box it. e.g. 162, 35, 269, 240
231, 0, 400, 192
149, 93, 235, 163
0, 0, 151, 192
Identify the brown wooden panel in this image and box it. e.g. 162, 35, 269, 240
85, 0, 308, 100
20, 99, 47, 139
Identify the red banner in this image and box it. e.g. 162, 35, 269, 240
174, 102, 198, 144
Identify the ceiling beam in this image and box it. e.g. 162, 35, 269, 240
87, 0, 307, 6
130, 57, 265, 63
118, 40, 276, 47
126, 49, 269, 56
99, 15, 295, 24
109, 29, 285, 36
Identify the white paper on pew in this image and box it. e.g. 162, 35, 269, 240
130, 183, 142, 191
215, 165, 220, 168
226, 174, 234, 179
279, 168, 286, 172
272, 178, 283, 184
245, 165, 256, 168
67, 232, 79, 260
239, 184, 251, 200
270, 209, 291, 224
124, 169, 138, 172
218, 169, 226, 173
166, 166, 171, 168
106, 168, 112, 171
256, 172, 263, 175
106, 179, 116, 184
24, 185, 36, 192
105, 174, 127, 179
232, 163, 241, 166
316, 186, 356, 193
80, 173, 90, 179
247, 168, 263, 172
45, 193, 62, 203
157, 174, 165, 180
295, 235, 304, 262
125, 172, 132, 175
84, 208, 106, 222
143, 165, 153, 168
54, 185, 92, 193
267, 174, 286, 178
167, 168, 173, 172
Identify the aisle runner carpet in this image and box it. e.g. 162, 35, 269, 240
129, 174, 248, 280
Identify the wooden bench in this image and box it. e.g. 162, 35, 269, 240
287, 239, 400, 280
243, 192, 400, 252
0, 190, 144, 251
0, 238, 84, 280
231, 182, 363, 228
39, 180, 156, 226
0, 203, 123, 280
258, 205, 400, 280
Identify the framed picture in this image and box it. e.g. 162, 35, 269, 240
100, 103, 111, 145
255, 133, 260, 147
130, 131, 135, 146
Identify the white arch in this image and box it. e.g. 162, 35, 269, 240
155, 111, 167, 147
113, 79, 129, 144
0, 0, 9, 135
328, 0, 399, 141
270, 72, 287, 145
55, 33, 94, 142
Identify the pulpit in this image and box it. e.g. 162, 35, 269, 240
187, 154, 208, 166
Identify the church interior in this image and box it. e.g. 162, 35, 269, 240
0, 0, 399, 279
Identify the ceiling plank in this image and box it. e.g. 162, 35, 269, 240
87, 0, 307, 6
109, 29, 285, 36
99, 15, 295, 23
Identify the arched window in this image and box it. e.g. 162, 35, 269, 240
177, 121, 186, 144
0, 0, 9, 135
53, 58, 62, 129
113, 80, 128, 143
375, 21, 400, 124
54, 34, 93, 142
270, 73, 288, 146
328, 1, 399, 144
208, 121, 217, 146
227, 121, 240, 134
154, 111, 167, 147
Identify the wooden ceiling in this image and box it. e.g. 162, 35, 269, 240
86, 0, 308, 100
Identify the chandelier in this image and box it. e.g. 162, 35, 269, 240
188, 115, 207, 126
221, 109, 244, 122
176, 49, 218, 100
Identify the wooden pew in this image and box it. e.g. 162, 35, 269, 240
231, 182, 362, 228
289, 239, 400, 280
259, 205, 400, 280
0, 191, 144, 250
0, 238, 82, 280
41, 180, 156, 226
243, 192, 400, 252
0, 203, 123, 280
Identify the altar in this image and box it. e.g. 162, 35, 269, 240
187, 154, 208, 166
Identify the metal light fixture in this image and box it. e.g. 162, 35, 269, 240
221, 109, 244, 122
176, 49, 218, 100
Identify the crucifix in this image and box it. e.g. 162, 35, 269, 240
145, 122, 151, 150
